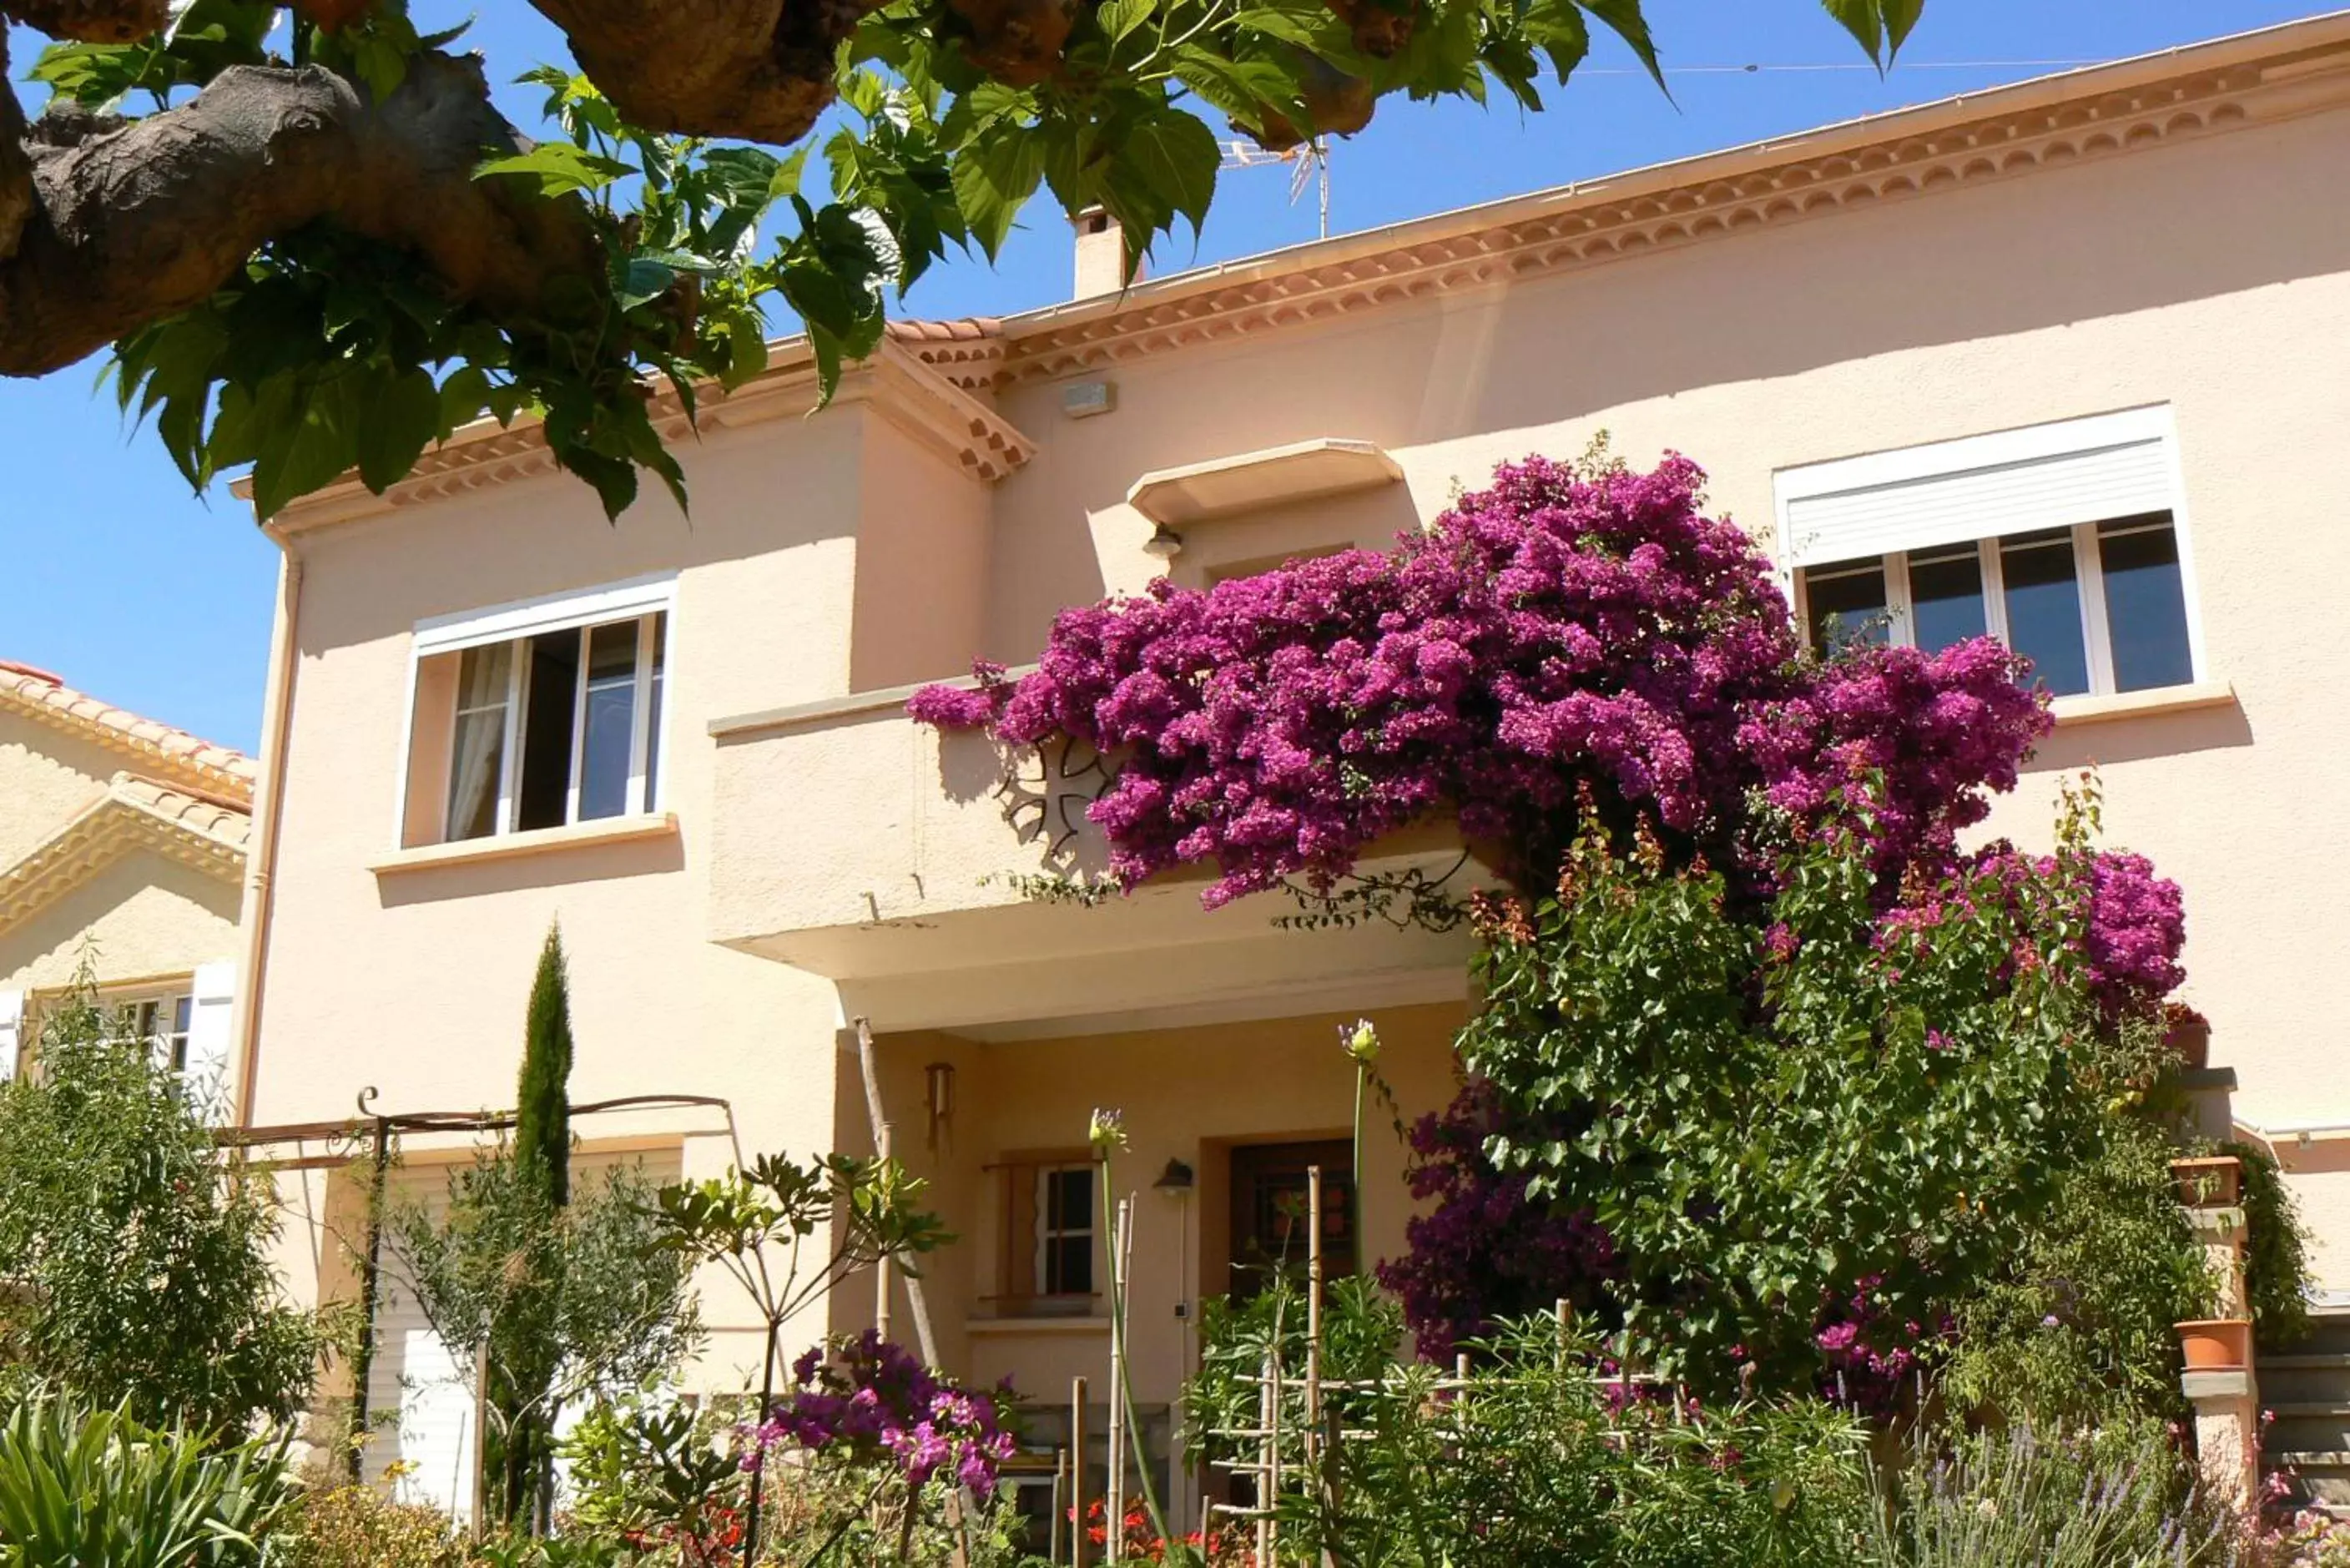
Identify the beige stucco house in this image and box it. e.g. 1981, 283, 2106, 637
234, 12, 2350, 1524
0, 659, 251, 1095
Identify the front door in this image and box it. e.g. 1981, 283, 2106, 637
1227, 1139, 1356, 1298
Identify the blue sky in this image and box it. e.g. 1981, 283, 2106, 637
0, 1, 2326, 751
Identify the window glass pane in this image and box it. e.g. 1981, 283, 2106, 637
2000, 531, 2090, 697
1907, 547, 1988, 653
1047, 1236, 1093, 1296
644, 614, 666, 809
171, 996, 193, 1072
1800, 562, 1889, 655
1046, 1167, 1092, 1233
517, 632, 580, 831
445, 643, 513, 840
578, 621, 640, 821
2098, 517, 2194, 693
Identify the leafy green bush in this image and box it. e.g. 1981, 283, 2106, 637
557, 1394, 745, 1565
1939, 1098, 2208, 1430
0, 981, 329, 1432
0, 1396, 294, 1568
1185, 1274, 1404, 1470
1251, 1316, 1873, 1568
2225, 1139, 2314, 1349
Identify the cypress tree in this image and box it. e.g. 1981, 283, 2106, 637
514, 922, 573, 1208
494, 920, 574, 1529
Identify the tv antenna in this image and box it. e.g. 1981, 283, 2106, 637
1219, 136, 1331, 238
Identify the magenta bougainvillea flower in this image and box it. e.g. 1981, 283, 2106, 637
750, 1333, 1016, 1497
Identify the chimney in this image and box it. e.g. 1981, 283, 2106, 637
1072, 207, 1143, 300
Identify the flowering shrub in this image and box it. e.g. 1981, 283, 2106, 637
1374, 1076, 1620, 1359
749, 1332, 1016, 1500
912, 451, 2050, 911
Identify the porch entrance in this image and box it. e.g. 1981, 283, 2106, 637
1226, 1138, 1357, 1298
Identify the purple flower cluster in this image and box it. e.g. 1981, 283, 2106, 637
750, 1333, 1016, 1499
913, 454, 2052, 911
1811, 1277, 1953, 1414
1374, 1076, 1621, 1359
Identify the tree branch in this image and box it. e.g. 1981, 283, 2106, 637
0, 53, 601, 376
526, 0, 871, 145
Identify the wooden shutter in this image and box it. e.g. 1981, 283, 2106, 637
182, 961, 236, 1122
0, 990, 20, 1082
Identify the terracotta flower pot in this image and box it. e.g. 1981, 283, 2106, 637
2177, 1318, 2252, 1370
2171, 1155, 2242, 1208
2165, 1010, 2212, 1071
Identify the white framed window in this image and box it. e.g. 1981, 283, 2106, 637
1036, 1162, 1096, 1298
399, 575, 675, 848
1775, 409, 2205, 699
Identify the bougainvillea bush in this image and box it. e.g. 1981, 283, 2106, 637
913, 448, 2211, 1413
911, 450, 2051, 905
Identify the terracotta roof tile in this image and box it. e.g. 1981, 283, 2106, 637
885, 317, 1003, 343
0, 772, 250, 935
0, 665, 255, 804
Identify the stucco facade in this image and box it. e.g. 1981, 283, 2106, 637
241, 13, 2350, 1522
0, 661, 251, 1092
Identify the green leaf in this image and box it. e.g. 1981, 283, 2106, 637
1576, 0, 1663, 90
615, 258, 678, 313
950, 128, 1046, 260
1097, 0, 1157, 45
1122, 108, 1220, 236
250, 371, 363, 521
436, 366, 494, 438
355, 367, 441, 494
474, 144, 636, 199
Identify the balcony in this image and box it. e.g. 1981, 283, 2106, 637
706, 686, 1480, 1036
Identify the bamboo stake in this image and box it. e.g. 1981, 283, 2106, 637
1106, 1197, 1129, 1565
469, 1338, 491, 1541
1255, 1348, 1276, 1567
1308, 1166, 1334, 1568
1072, 1378, 1091, 1568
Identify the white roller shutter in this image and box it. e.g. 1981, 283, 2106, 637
0, 991, 22, 1082
1779, 407, 2180, 569
183, 961, 236, 1121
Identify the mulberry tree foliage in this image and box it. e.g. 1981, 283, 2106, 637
2, 1, 1929, 521
915, 450, 2192, 1379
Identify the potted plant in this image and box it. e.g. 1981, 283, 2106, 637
2164, 1004, 2212, 1071
2176, 1317, 2253, 1370
2171, 1154, 2242, 1208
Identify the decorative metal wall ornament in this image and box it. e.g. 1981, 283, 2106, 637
996, 736, 1112, 859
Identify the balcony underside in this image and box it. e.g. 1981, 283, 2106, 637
725, 845, 1480, 1039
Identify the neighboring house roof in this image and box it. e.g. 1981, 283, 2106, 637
0, 663, 256, 805
260, 8, 2350, 530
0, 771, 250, 937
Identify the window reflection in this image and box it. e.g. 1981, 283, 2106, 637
2000, 530, 2090, 697
2099, 517, 2194, 693
1803, 561, 1890, 655
1907, 546, 1988, 653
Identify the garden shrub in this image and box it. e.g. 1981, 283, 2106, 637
268, 1484, 466, 1568
0, 980, 329, 1434
1285, 1316, 1873, 1568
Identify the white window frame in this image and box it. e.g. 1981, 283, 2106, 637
395, 574, 676, 846
1035, 1161, 1097, 1298
1774, 408, 2208, 696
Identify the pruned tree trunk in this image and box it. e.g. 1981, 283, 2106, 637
0, 51, 600, 375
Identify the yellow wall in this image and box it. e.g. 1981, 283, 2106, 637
0, 713, 243, 996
